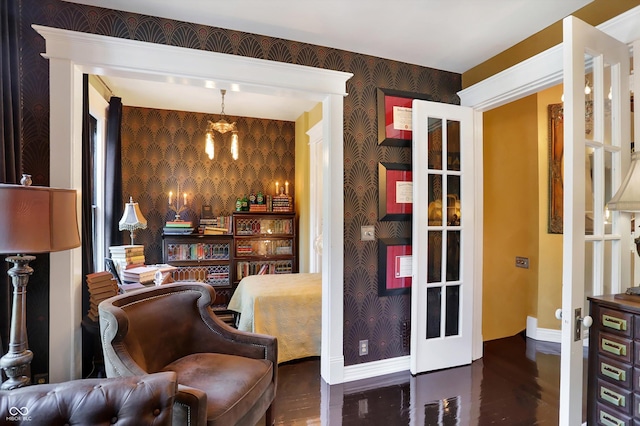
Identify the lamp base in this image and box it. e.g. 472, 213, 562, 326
0, 255, 35, 389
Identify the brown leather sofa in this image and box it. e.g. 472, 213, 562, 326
99, 282, 277, 426
0, 371, 177, 426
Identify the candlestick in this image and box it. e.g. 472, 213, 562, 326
168, 183, 188, 221
275, 182, 279, 195
285, 181, 289, 195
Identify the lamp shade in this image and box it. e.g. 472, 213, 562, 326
0, 184, 81, 254
609, 151, 640, 212
119, 197, 147, 232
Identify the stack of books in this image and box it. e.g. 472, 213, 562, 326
122, 265, 159, 285
163, 220, 194, 235
272, 194, 292, 212
86, 271, 119, 322
198, 216, 232, 235
109, 245, 145, 282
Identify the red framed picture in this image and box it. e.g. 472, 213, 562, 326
378, 162, 412, 221
377, 88, 433, 147
378, 238, 412, 296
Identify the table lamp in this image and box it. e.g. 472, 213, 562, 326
0, 177, 80, 389
118, 196, 147, 245
608, 151, 640, 295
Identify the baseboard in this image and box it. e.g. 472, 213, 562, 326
342, 355, 410, 384
526, 315, 561, 343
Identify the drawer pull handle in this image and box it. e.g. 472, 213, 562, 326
601, 363, 625, 381
600, 410, 624, 426
600, 387, 625, 407
602, 314, 627, 331
602, 338, 627, 356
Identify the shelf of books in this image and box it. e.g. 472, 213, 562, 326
232, 212, 297, 283
162, 234, 233, 288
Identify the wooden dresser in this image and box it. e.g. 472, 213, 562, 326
588, 295, 640, 426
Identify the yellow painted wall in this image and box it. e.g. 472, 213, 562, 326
536, 85, 564, 329
463, 0, 640, 88
483, 95, 539, 341
295, 103, 322, 272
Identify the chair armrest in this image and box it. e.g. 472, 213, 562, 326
201, 308, 278, 366
173, 384, 208, 426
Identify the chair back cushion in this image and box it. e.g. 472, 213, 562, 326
100, 282, 228, 374
0, 372, 177, 426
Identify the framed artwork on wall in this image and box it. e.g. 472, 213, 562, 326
378, 162, 412, 221
378, 238, 412, 296
377, 88, 433, 147
548, 103, 564, 234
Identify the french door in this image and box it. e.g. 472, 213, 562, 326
560, 15, 631, 425
410, 100, 474, 374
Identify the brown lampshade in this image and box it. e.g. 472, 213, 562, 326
0, 184, 81, 254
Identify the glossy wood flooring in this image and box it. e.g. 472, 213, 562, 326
270, 333, 588, 425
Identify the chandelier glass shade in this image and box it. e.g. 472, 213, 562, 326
206, 89, 239, 160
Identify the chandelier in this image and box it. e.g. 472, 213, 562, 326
205, 89, 239, 160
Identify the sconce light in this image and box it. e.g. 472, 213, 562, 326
205, 89, 239, 161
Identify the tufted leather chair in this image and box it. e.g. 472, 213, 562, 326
0, 371, 177, 426
99, 282, 277, 426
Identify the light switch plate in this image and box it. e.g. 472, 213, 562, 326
361, 225, 375, 241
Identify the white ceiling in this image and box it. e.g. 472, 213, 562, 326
64, 0, 593, 120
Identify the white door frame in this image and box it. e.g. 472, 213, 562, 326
34, 25, 352, 384
307, 121, 323, 274
458, 6, 640, 360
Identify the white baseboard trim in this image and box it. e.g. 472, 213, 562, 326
342, 355, 410, 384
526, 315, 561, 343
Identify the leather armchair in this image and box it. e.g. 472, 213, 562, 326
99, 282, 277, 426
0, 371, 177, 426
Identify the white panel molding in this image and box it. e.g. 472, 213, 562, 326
34, 25, 352, 384
343, 356, 410, 383
459, 6, 640, 111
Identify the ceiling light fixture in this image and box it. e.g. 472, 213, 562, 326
205, 89, 239, 160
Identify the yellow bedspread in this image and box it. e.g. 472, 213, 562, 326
228, 273, 321, 363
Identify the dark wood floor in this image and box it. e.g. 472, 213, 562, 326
271, 333, 588, 425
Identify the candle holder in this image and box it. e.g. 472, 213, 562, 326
168, 183, 188, 221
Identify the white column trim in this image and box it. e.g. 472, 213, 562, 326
34, 25, 352, 384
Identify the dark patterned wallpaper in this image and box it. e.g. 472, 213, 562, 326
17, 0, 461, 370
121, 106, 295, 264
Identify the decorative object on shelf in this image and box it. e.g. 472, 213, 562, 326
0, 179, 81, 389
377, 88, 434, 147
378, 238, 412, 296
378, 162, 412, 221
168, 183, 188, 221
205, 89, 239, 160
118, 196, 147, 245
608, 150, 640, 295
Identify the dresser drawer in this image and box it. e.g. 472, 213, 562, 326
598, 379, 633, 415
599, 307, 633, 338
598, 356, 634, 390
599, 332, 634, 364
597, 402, 632, 426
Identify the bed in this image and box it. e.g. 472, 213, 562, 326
227, 272, 321, 363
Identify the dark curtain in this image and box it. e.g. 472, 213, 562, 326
81, 75, 96, 377
104, 97, 123, 251
0, 0, 22, 357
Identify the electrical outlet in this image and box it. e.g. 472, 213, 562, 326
359, 339, 368, 356
515, 256, 529, 269
401, 320, 410, 350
